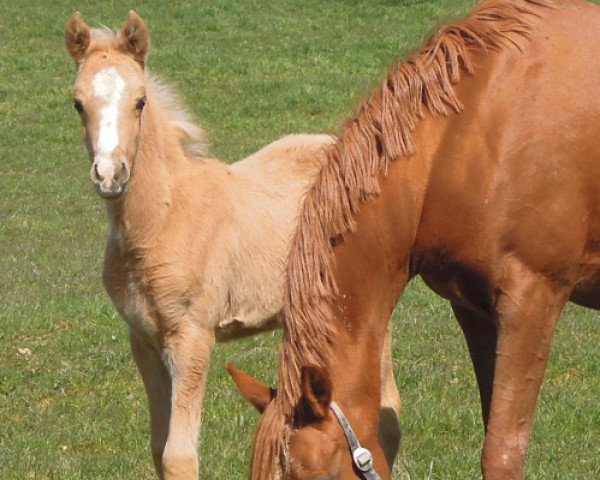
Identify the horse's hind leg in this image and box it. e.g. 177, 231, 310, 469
378, 320, 402, 470
451, 304, 497, 426
481, 263, 569, 480
130, 331, 172, 479
161, 320, 215, 480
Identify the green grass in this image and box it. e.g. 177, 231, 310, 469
1, 0, 599, 478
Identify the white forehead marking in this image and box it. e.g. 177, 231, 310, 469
92, 67, 126, 178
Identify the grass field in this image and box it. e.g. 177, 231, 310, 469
1, 0, 599, 478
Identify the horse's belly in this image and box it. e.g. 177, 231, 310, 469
215, 313, 280, 342
570, 264, 600, 310
211, 244, 287, 339
215, 289, 283, 341
420, 268, 493, 316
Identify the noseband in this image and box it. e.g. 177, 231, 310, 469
330, 402, 382, 480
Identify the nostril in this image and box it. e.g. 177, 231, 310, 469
92, 163, 104, 182
119, 161, 131, 183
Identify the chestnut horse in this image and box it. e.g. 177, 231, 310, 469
231, 0, 600, 479
65, 11, 401, 480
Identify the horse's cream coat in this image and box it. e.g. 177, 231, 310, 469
65, 10, 402, 480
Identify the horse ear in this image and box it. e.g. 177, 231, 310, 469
227, 364, 275, 413
299, 365, 333, 422
65, 12, 91, 63
121, 11, 149, 67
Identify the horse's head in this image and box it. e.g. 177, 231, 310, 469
65, 11, 149, 199
228, 364, 362, 480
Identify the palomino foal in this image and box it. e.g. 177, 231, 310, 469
233, 1, 600, 479
65, 11, 401, 480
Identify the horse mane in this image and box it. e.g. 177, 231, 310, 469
88, 27, 208, 157
146, 75, 208, 156
250, 0, 556, 478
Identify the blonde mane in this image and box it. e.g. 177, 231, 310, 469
89, 27, 208, 156
250, 1, 556, 477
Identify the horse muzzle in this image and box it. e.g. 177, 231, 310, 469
90, 160, 130, 199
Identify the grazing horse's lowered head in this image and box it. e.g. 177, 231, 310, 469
66, 11, 150, 198
228, 364, 360, 480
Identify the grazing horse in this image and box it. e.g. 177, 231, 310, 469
231, 0, 600, 479
64, 11, 401, 480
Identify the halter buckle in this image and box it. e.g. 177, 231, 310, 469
352, 447, 374, 472
330, 401, 381, 479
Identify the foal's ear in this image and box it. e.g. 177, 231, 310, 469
120, 11, 149, 67
65, 12, 91, 63
227, 364, 276, 413
298, 365, 333, 422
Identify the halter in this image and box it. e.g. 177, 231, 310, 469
330, 402, 382, 480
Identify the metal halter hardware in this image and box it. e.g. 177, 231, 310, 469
329, 402, 382, 480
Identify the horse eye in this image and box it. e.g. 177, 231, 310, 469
73, 99, 84, 114
135, 96, 147, 111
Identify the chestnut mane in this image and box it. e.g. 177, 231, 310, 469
87, 27, 208, 156
250, 1, 555, 478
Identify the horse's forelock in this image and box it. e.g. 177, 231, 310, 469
83, 26, 122, 55
250, 401, 291, 480
90, 26, 118, 43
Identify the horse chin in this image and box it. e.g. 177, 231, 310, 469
95, 183, 126, 200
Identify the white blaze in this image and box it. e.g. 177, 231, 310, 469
92, 67, 125, 179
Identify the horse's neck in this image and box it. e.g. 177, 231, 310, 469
107, 104, 187, 253
326, 109, 448, 406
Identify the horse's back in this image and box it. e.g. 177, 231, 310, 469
231, 133, 333, 183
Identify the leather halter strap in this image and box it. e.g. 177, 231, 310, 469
329, 402, 382, 480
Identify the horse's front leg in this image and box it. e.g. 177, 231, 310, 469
130, 330, 172, 479
481, 262, 570, 480
378, 320, 402, 470
161, 319, 215, 480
